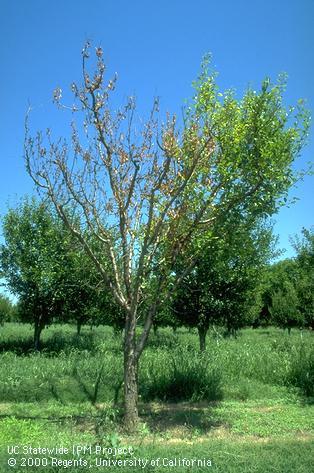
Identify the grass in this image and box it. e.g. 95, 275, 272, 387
0, 323, 313, 471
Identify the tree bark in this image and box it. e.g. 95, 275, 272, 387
123, 343, 139, 431
122, 301, 156, 431
123, 308, 140, 432
198, 325, 208, 352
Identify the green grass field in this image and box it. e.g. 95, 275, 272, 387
0, 323, 313, 472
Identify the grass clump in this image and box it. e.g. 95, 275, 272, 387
140, 346, 223, 402
287, 345, 314, 398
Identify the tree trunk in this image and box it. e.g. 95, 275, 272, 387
77, 320, 82, 335
123, 308, 140, 432
34, 321, 43, 351
123, 345, 139, 431
198, 325, 208, 352
122, 300, 156, 431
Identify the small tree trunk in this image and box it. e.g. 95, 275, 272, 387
77, 320, 82, 335
198, 325, 208, 352
34, 321, 43, 351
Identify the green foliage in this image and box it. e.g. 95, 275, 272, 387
0, 294, 14, 324
270, 279, 302, 330
0, 197, 76, 346
172, 220, 276, 345
0, 325, 314, 472
257, 228, 314, 331
292, 228, 314, 328
0, 198, 121, 347
192, 64, 310, 219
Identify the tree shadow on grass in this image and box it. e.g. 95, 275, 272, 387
0, 331, 100, 356
140, 402, 226, 434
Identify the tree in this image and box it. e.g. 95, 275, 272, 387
24, 43, 309, 429
0, 294, 14, 325
261, 259, 304, 333
292, 228, 314, 328
173, 219, 276, 350
56, 242, 121, 335
0, 198, 98, 348
270, 281, 301, 333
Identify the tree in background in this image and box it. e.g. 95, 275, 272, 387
25, 44, 309, 429
55, 240, 121, 335
0, 198, 110, 348
173, 219, 276, 350
256, 229, 314, 332
0, 294, 15, 325
292, 228, 314, 328
260, 259, 304, 333
0, 198, 70, 348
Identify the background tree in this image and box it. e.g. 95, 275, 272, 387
25, 44, 308, 429
0, 294, 14, 325
0, 198, 98, 348
292, 228, 314, 328
173, 219, 276, 350
55, 242, 121, 335
260, 260, 303, 333
258, 228, 314, 332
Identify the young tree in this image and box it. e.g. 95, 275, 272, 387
24, 44, 308, 429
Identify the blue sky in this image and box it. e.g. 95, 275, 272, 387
0, 0, 313, 284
